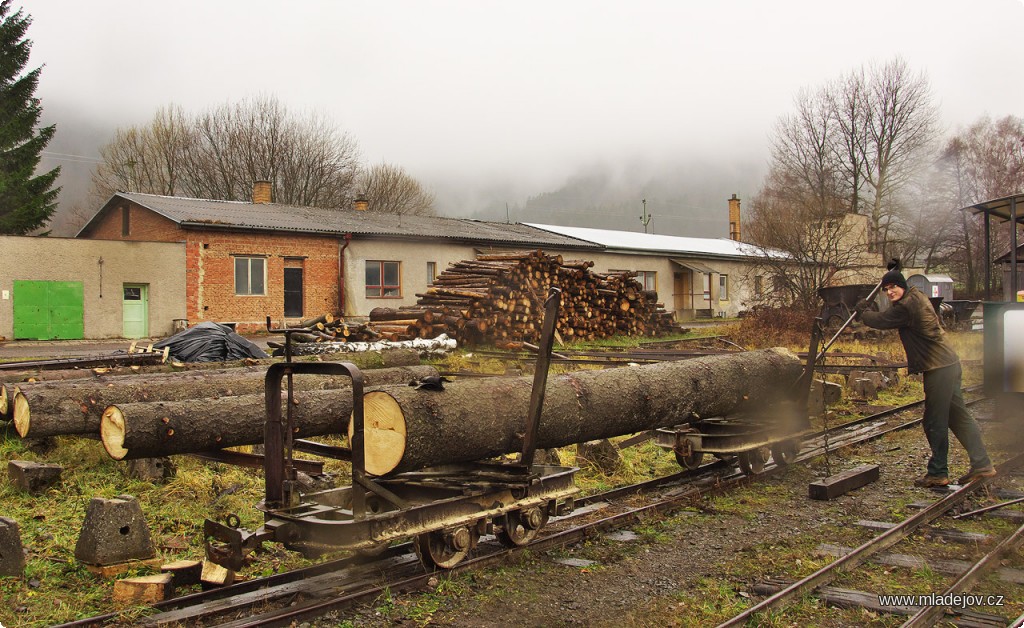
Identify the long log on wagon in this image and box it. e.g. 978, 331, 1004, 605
17, 365, 439, 440
357, 348, 804, 475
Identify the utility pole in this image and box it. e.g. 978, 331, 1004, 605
639, 198, 652, 234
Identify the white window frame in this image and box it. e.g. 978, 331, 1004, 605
234, 256, 267, 296
719, 274, 729, 301
636, 270, 656, 292
427, 261, 437, 285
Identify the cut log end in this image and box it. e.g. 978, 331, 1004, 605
13, 390, 30, 437
0, 383, 8, 417
350, 391, 408, 476
101, 405, 129, 460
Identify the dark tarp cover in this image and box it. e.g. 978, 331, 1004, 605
154, 322, 269, 362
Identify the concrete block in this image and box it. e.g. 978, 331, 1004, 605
577, 439, 622, 474
808, 379, 843, 415
850, 378, 878, 400
8, 460, 63, 495
126, 457, 176, 484
74, 495, 156, 566
0, 517, 26, 577
863, 371, 885, 390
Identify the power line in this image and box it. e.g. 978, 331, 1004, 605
40, 150, 104, 164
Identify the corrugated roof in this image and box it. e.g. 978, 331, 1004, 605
525, 223, 777, 259
88, 193, 600, 249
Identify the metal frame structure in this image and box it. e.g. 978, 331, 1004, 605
964, 192, 1023, 301
205, 289, 578, 571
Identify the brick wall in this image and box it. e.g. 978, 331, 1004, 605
81, 202, 341, 332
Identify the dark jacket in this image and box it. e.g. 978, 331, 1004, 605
860, 286, 959, 374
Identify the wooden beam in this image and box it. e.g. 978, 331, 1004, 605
808, 464, 879, 500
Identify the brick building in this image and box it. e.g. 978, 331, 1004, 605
77, 186, 599, 332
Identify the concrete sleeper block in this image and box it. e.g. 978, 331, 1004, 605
8, 460, 63, 495
74, 495, 156, 566
0, 517, 26, 577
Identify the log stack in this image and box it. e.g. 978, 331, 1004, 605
271, 252, 679, 350
412, 250, 678, 345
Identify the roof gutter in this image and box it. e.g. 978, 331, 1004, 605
338, 233, 353, 317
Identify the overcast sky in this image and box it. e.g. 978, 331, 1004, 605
23, 0, 1024, 234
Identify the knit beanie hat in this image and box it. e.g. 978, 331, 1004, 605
881, 270, 908, 290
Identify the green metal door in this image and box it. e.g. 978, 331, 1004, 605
13, 280, 85, 340
122, 284, 149, 338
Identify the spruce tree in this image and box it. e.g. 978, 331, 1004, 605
0, 0, 59, 235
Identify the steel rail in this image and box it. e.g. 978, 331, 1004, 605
716, 452, 1024, 628
200, 398, 959, 627
58, 391, 984, 627
901, 520, 1024, 627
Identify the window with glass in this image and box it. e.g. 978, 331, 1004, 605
702, 273, 711, 301
427, 261, 437, 285
754, 275, 763, 296
234, 256, 266, 296
719, 274, 729, 300
366, 261, 401, 297
635, 271, 656, 292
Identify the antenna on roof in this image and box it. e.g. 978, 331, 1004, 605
506, 202, 510, 224
639, 198, 653, 234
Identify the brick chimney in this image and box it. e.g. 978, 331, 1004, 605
728, 194, 741, 241
252, 180, 272, 204
353, 195, 369, 211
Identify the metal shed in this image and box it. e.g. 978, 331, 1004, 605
907, 274, 954, 301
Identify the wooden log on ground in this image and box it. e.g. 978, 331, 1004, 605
18, 365, 438, 440
808, 464, 880, 500
0, 383, 9, 420
357, 348, 803, 475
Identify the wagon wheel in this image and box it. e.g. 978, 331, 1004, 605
737, 448, 766, 475
415, 525, 476, 569
770, 439, 801, 466
674, 439, 704, 471
675, 449, 705, 471
825, 313, 847, 333
496, 505, 549, 547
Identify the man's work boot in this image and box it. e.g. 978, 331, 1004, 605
914, 474, 950, 488
957, 466, 996, 484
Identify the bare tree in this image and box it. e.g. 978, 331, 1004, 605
92, 104, 194, 203
355, 162, 436, 216
747, 87, 871, 308
935, 115, 1024, 296
747, 57, 939, 307
92, 95, 360, 209
858, 58, 940, 259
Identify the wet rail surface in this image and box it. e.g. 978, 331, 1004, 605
58, 392, 993, 627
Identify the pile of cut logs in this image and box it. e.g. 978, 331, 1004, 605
413, 250, 678, 344
267, 312, 447, 352
274, 251, 680, 349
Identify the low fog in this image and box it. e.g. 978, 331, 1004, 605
26, 1, 1024, 237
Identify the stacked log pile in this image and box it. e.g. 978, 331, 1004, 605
270, 311, 447, 351
273, 252, 678, 350
412, 250, 678, 345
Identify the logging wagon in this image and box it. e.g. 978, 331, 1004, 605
204, 292, 810, 571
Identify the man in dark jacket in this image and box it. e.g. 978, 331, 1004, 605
856, 270, 995, 488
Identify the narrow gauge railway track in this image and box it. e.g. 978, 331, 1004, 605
717, 451, 1024, 627
59, 392, 986, 627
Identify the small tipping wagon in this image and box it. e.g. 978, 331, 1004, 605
816, 284, 877, 332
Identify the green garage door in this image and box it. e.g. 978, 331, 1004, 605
13, 280, 85, 340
